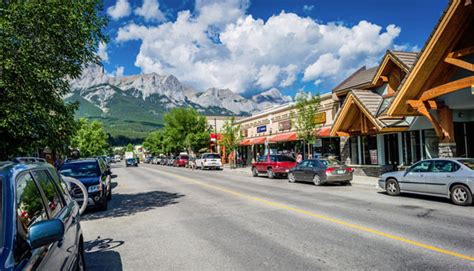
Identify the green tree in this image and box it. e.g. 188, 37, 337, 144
143, 130, 165, 155
162, 108, 209, 154
72, 119, 109, 157
0, 1, 108, 159
291, 92, 321, 158
218, 117, 242, 168
125, 143, 134, 152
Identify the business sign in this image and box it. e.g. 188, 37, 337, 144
278, 120, 291, 131
314, 112, 326, 125
257, 125, 267, 133
370, 149, 378, 165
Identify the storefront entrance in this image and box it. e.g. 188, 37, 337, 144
384, 134, 399, 171
454, 122, 474, 158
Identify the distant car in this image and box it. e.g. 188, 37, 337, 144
196, 153, 222, 170
288, 159, 353, 185
0, 161, 85, 270
160, 157, 168, 165
126, 158, 138, 167
60, 158, 111, 210
167, 157, 175, 166
252, 154, 296, 178
174, 154, 189, 167
379, 158, 474, 206
144, 157, 152, 164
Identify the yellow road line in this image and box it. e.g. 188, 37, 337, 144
154, 168, 474, 262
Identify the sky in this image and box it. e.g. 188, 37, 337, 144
99, 0, 448, 98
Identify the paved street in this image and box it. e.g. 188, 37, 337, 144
81, 163, 474, 270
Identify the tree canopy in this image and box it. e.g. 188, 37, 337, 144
292, 92, 321, 145
143, 108, 210, 155
71, 119, 109, 157
219, 116, 242, 155
0, 1, 108, 159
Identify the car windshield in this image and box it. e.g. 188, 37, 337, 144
204, 154, 221, 159
276, 156, 295, 162
457, 159, 474, 170
60, 162, 100, 178
320, 159, 343, 167
180, 155, 189, 159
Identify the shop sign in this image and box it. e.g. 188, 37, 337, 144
370, 149, 378, 165
314, 112, 326, 124
257, 125, 267, 133
278, 120, 291, 131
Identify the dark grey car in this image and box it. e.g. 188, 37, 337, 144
379, 158, 474, 206
288, 159, 353, 186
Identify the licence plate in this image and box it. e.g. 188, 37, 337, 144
337, 170, 345, 174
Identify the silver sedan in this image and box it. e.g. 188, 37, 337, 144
378, 158, 474, 206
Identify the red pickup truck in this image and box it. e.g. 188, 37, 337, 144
252, 154, 297, 179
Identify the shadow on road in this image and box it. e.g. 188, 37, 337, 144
84, 237, 124, 271
376, 191, 466, 206
82, 190, 185, 220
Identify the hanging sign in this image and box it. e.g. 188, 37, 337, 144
314, 112, 326, 124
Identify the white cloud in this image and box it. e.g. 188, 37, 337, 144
107, 0, 131, 20
134, 0, 166, 22
111, 66, 125, 77
303, 5, 314, 13
97, 42, 109, 62
116, 2, 400, 93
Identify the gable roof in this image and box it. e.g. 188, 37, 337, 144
371, 50, 419, 86
387, 0, 473, 116
332, 66, 378, 93
391, 51, 419, 70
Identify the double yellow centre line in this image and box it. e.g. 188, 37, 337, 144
155, 168, 474, 262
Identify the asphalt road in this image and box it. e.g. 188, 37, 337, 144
81, 163, 474, 270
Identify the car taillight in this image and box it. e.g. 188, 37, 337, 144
325, 167, 335, 174
346, 167, 353, 173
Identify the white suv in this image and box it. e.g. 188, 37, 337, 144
196, 153, 223, 170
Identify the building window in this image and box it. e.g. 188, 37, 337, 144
402, 131, 421, 165
361, 135, 378, 165
422, 129, 439, 159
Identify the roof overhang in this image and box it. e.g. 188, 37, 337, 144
387, 0, 472, 116
371, 51, 410, 86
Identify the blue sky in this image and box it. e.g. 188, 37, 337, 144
99, 0, 448, 98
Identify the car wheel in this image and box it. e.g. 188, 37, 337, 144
385, 178, 400, 196
313, 175, 322, 186
267, 169, 274, 179
99, 196, 108, 211
76, 240, 85, 271
344, 181, 351, 186
450, 184, 472, 206
252, 167, 258, 177
288, 172, 296, 183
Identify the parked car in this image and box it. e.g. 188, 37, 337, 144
378, 158, 474, 206
167, 156, 175, 166
60, 158, 111, 210
126, 158, 138, 167
0, 160, 86, 270
252, 154, 296, 178
160, 157, 168, 165
174, 154, 189, 167
196, 153, 223, 170
12, 157, 48, 163
144, 156, 152, 164
288, 159, 353, 185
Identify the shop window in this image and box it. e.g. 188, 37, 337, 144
402, 131, 421, 165
422, 129, 439, 159
362, 135, 378, 165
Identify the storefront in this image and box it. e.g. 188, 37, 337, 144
236, 93, 340, 166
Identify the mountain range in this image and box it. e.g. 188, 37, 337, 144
66, 64, 292, 142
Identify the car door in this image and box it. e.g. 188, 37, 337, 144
14, 172, 60, 270
401, 160, 432, 193
32, 169, 78, 271
254, 155, 265, 172
305, 160, 321, 181
296, 161, 311, 181
426, 160, 459, 195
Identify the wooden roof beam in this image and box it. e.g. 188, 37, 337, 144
419, 75, 474, 101
447, 46, 474, 58
407, 100, 444, 138
445, 57, 474, 71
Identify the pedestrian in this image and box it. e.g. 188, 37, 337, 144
296, 152, 303, 163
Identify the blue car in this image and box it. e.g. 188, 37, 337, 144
0, 161, 85, 270
125, 158, 138, 167
60, 158, 111, 211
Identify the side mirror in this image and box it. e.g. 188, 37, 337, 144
28, 219, 64, 249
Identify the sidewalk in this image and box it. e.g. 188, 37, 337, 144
223, 165, 379, 188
